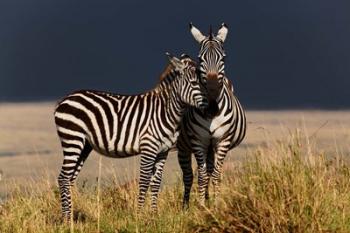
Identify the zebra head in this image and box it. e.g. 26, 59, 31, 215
166, 53, 208, 111
189, 23, 228, 103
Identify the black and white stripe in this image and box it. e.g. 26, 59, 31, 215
54, 54, 208, 220
176, 23, 247, 207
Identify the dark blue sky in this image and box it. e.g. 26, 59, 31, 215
0, 0, 349, 108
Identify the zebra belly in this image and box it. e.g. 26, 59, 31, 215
97, 150, 139, 158
88, 140, 140, 158
85, 131, 141, 158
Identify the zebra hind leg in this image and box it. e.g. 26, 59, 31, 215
178, 149, 193, 209
70, 143, 92, 185
149, 152, 168, 212
57, 139, 92, 222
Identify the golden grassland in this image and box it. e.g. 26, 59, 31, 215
1, 130, 350, 232
0, 103, 350, 232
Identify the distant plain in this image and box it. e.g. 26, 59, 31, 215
0, 102, 349, 195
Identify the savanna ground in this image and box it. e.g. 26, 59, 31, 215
0, 102, 350, 232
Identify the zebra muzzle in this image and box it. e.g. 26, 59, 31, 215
206, 73, 220, 101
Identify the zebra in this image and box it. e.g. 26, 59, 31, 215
54, 53, 208, 220
176, 23, 247, 207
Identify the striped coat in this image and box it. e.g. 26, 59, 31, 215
177, 76, 246, 206
176, 24, 247, 206
54, 54, 208, 220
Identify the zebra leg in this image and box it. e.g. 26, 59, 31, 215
193, 150, 208, 206
70, 143, 92, 185
150, 152, 168, 211
57, 139, 91, 222
205, 146, 215, 201
211, 143, 230, 203
138, 152, 157, 210
178, 149, 193, 209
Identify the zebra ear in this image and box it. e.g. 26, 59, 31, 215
217, 23, 228, 42
189, 23, 205, 43
166, 52, 185, 72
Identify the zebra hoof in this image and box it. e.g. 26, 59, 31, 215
182, 202, 190, 211
150, 207, 159, 216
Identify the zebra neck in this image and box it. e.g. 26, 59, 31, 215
216, 84, 226, 103
216, 78, 232, 104
159, 81, 186, 129
205, 78, 232, 117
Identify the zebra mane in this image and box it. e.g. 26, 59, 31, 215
159, 64, 175, 83
209, 25, 213, 40
154, 64, 179, 94
155, 58, 197, 95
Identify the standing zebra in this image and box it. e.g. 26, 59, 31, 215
176, 23, 247, 207
54, 53, 208, 220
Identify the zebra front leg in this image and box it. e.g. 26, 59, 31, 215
138, 153, 157, 210
211, 145, 229, 205
193, 150, 208, 206
150, 152, 168, 211
205, 146, 215, 201
178, 149, 193, 209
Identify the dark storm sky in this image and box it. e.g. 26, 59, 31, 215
0, 0, 349, 108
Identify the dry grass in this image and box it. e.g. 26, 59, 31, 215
198, 129, 350, 232
1, 103, 350, 232
1, 129, 350, 232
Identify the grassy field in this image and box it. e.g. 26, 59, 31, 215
0, 103, 350, 232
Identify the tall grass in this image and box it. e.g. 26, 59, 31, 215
0, 128, 350, 232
